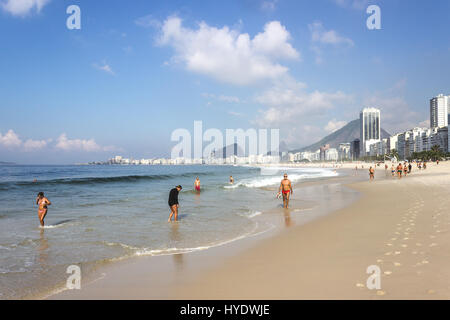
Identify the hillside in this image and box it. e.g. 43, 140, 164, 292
291, 119, 391, 153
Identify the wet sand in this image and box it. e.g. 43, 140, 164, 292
49, 162, 450, 299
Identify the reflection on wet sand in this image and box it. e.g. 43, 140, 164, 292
170, 224, 184, 271
283, 209, 293, 227
38, 229, 49, 267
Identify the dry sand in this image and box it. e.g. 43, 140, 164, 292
50, 161, 450, 300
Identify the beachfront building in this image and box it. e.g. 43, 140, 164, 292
431, 126, 449, 152
338, 143, 351, 160
391, 126, 449, 160
319, 144, 330, 161
293, 150, 320, 162
360, 107, 381, 156
325, 148, 339, 161
350, 139, 360, 160
430, 94, 449, 128
387, 134, 399, 154
369, 139, 387, 157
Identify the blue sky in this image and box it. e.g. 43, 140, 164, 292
0, 0, 449, 164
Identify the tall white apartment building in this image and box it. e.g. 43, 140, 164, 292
430, 94, 449, 128
360, 107, 381, 155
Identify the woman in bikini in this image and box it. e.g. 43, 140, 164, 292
36, 192, 51, 227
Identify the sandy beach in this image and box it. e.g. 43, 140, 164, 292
50, 161, 450, 300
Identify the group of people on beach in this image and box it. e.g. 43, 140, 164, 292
36, 172, 294, 225
369, 160, 429, 181
166, 173, 293, 222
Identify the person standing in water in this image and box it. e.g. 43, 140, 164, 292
168, 185, 182, 222
36, 192, 51, 227
229, 175, 234, 184
194, 177, 201, 192
277, 173, 293, 209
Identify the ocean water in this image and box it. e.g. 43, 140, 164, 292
0, 164, 338, 299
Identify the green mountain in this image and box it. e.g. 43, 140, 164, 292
291, 119, 391, 153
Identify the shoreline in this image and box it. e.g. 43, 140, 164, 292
46, 169, 363, 300
48, 162, 450, 299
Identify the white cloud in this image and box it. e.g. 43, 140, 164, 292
23, 138, 50, 151
254, 79, 352, 126
0, 130, 121, 153
157, 16, 300, 86
56, 134, 100, 152
309, 22, 354, 47
1, 0, 50, 16
0, 129, 22, 147
324, 119, 347, 133
55, 134, 119, 152
93, 62, 115, 75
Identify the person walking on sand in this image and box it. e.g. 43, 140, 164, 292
408, 162, 412, 174
36, 192, 51, 227
369, 166, 375, 181
168, 185, 182, 222
404, 162, 408, 176
194, 177, 200, 192
277, 173, 293, 209
391, 165, 395, 177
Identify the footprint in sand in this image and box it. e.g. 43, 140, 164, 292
376, 290, 386, 296
430, 235, 436, 239
391, 238, 397, 241
429, 243, 437, 247
427, 289, 435, 294
412, 251, 418, 255
421, 260, 429, 264
394, 262, 401, 267
377, 259, 383, 263
394, 251, 401, 255
386, 243, 393, 247
384, 271, 392, 275
401, 244, 408, 248
403, 237, 409, 240
356, 283, 365, 288
385, 252, 393, 256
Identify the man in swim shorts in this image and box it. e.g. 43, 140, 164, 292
168, 185, 182, 222
277, 173, 293, 209
36, 192, 51, 227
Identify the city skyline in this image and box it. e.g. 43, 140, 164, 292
1, 0, 450, 164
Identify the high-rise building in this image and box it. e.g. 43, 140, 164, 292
350, 139, 360, 160
430, 94, 449, 128
360, 107, 381, 155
